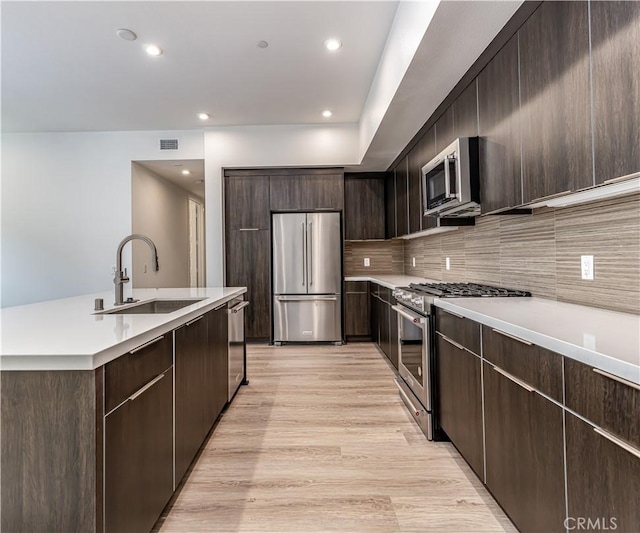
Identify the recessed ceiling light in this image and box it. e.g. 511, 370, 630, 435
145, 44, 162, 57
116, 29, 137, 41
197, 113, 210, 120
181, 170, 191, 175
322, 110, 332, 118
325, 39, 342, 51
257, 40, 269, 49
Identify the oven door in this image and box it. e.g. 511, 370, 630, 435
392, 305, 430, 412
423, 152, 459, 215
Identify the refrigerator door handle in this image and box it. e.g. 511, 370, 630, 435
301, 222, 306, 286
308, 221, 313, 286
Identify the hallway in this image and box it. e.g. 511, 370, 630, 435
156, 343, 515, 532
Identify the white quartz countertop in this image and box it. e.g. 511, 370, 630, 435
0, 287, 246, 371
435, 298, 640, 386
345, 274, 435, 290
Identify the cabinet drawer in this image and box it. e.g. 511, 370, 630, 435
482, 325, 563, 402
105, 333, 173, 413
435, 308, 480, 355
565, 358, 640, 449
345, 281, 368, 293
566, 412, 640, 532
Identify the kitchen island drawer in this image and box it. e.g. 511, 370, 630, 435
482, 325, 563, 402
565, 357, 640, 449
105, 333, 173, 413
435, 308, 480, 355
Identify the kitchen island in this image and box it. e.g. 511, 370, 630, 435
1, 287, 246, 533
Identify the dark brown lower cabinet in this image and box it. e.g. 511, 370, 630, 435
436, 334, 483, 478
345, 282, 370, 340
207, 304, 229, 426
370, 288, 379, 345
483, 361, 565, 533
566, 412, 640, 532
174, 315, 209, 482
105, 368, 173, 533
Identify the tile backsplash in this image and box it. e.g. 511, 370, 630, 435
344, 240, 404, 275
346, 193, 640, 315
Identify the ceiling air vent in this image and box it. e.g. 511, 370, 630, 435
160, 138, 179, 150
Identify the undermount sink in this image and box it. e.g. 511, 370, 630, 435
100, 298, 206, 315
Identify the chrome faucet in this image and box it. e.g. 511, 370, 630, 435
114, 234, 159, 305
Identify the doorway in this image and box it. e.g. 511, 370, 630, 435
131, 159, 205, 288
188, 197, 206, 287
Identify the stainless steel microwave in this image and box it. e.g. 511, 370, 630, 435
422, 137, 480, 217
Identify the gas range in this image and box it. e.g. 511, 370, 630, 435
392, 282, 531, 315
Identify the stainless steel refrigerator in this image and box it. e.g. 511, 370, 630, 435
272, 212, 342, 343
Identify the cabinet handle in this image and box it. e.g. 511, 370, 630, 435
492, 365, 535, 393
437, 332, 465, 351
238, 228, 260, 231
214, 303, 226, 311
492, 328, 532, 346
129, 335, 164, 354
593, 368, 640, 392
593, 427, 640, 460
128, 372, 166, 401
186, 315, 204, 326
445, 310, 465, 319
230, 301, 250, 313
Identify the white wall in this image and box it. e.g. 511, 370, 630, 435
204, 123, 360, 286
358, 1, 438, 160
131, 163, 190, 289
1, 130, 203, 307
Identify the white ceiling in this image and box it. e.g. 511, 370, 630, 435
1, 1, 397, 132
135, 159, 205, 198
2, 1, 523, 171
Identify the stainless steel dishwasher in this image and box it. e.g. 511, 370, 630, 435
228, 297, 249, 401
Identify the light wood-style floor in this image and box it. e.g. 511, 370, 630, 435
156, 343, 516, 532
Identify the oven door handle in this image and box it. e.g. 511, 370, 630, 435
392, 305, 426, 325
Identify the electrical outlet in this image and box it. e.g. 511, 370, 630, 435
144, 264, 148, 274
581, 255, 594, 280
412, 257, 416, 267
364, 257, 370, 267
445, 257, 451, 270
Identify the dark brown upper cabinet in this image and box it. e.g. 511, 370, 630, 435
224, 175, 270, 230
344, 174, 385, 240
435, 105, 455, 153
591, 1, 640, 184
269, 172, 344, 211
453, 80, 479, 139
395, 157, 409, 237
519, 1, 592, 203
478, 34, 522, 214
305, 173, 344, 210
385, 171, 397, 239
269, 175, 306, 211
